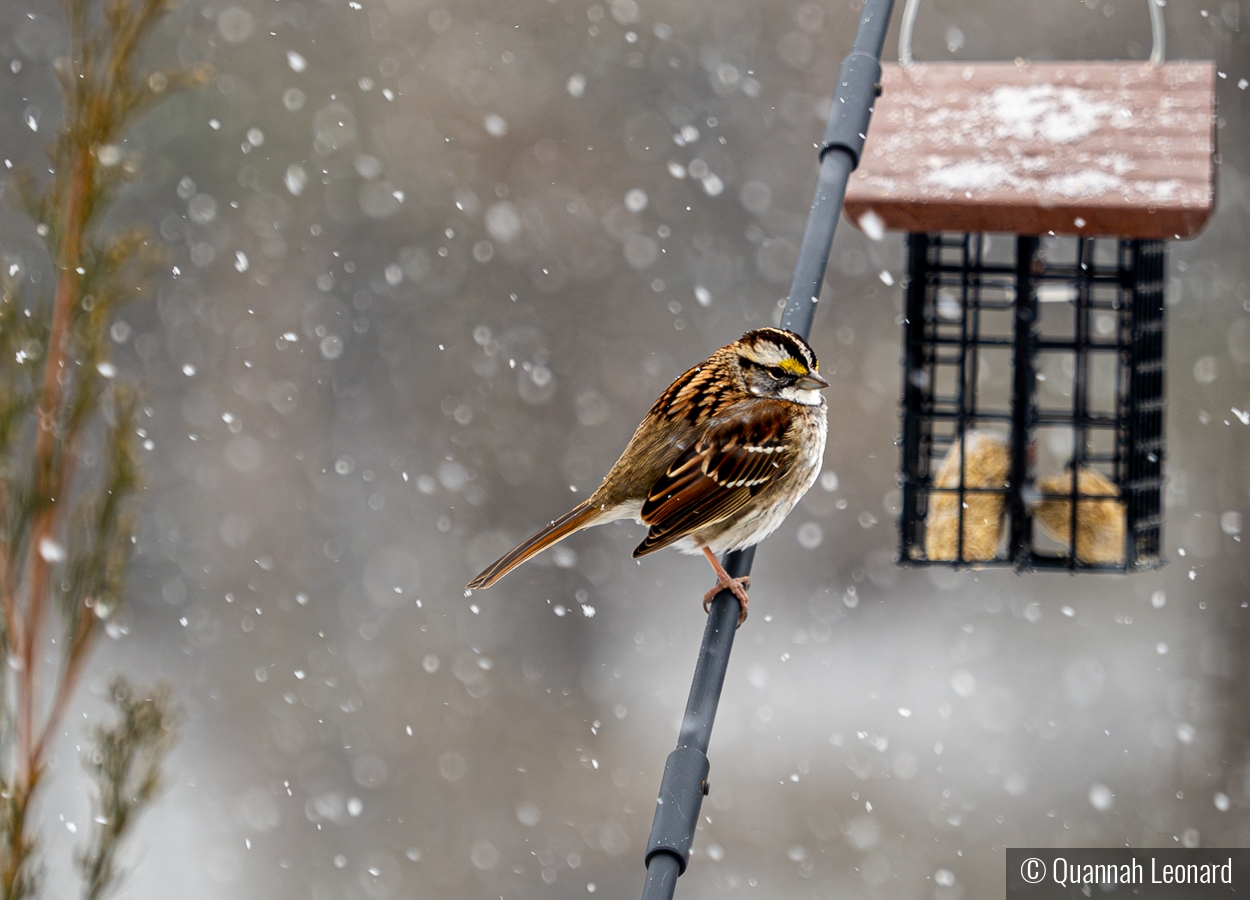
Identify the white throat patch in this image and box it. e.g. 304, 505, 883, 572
780, 386, 824, 407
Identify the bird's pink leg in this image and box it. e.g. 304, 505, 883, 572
701, 547, 750, 626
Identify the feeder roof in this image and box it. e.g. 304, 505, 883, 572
844, 61, 1216, 239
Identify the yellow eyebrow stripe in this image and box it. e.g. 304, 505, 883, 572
777, 358, 807, 375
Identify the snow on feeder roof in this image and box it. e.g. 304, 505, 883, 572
844, 61, 1216, 239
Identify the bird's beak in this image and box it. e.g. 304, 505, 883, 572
796, 371, 829, 390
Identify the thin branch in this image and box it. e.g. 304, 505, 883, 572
19, 141, 93, 793
30, 599, 96, 772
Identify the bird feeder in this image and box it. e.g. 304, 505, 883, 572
844, 44, 1216, 570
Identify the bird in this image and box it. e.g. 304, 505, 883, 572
466, 327, 829, 624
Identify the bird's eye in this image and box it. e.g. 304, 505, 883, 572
739, 355, 796, 382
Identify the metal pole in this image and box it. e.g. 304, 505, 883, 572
640, 1, 896, 896
782, 0, 897, 336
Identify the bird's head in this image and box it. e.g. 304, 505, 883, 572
733, 327, 828, 406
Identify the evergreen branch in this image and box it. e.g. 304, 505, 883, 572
0, 781, 39, 900
76, 678, 178, 900
39, 390, 138, 761
0, 0, 197, 896
15, 0, 192, 798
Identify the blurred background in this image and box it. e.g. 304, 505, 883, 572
1, 0, 1248, 896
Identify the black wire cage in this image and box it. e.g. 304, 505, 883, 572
898, 233, 1164, 570
844, 59, 1216, 573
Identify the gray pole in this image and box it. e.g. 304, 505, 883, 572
640, 1, 897, 897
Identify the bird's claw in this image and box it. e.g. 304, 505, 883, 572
702, 575, 751, 626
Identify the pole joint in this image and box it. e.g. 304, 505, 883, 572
644, 747, 711, 876
819, 51, 883, 167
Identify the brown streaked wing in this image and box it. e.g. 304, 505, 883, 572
633, 402, 794, 556
648, 351, 739, 425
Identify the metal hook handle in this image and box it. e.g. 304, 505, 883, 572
899, 0, 1164, 67
1146, 0, 1165, 65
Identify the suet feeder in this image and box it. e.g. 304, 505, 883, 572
844, 31, 1216, 570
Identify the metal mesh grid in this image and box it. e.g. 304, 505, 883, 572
898, 232, 1165, 571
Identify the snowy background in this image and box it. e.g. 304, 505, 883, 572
2, 0, 1248, 897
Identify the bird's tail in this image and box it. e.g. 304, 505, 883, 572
466, 501, 603, 590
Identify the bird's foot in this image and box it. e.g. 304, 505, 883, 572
701, 575, 750, 626
699, 546, 751, 625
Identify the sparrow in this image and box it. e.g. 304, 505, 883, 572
466, 327, 829, 623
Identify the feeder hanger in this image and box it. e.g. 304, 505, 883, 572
898, 0, 1165, 67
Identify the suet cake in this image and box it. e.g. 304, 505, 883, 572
924, 431, 1011, 562
1032, 467, 1125, 565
